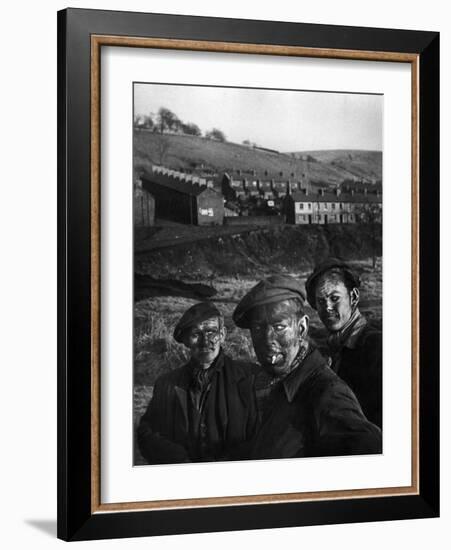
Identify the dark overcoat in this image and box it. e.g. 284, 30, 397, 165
249, 347, 382, 460
331, 325, 383, 428
137, 351, 258, 464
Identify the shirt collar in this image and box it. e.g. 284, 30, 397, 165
189, 349, 224, 388
327, 309, 367, 351
282, 346, 326, 403
344, 314, 367, 349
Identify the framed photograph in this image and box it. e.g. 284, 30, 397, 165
57, 8, 439, 541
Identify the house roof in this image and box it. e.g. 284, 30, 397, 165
226, 168, 301, 181
290, 190, 381, 204
141, 170, 220, 197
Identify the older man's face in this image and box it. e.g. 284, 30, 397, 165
314, 273, 359, 332
250, 300, 308, 377
183, 316, 225, 367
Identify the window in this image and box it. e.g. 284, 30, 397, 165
199, 207, 214, 217
299, 203, 304, 210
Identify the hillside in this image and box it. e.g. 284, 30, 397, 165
292, 149, 382, 182
134, 130, 379, 186
135, 223, 382, 280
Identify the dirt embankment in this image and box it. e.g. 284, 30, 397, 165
135, 224, 381, 280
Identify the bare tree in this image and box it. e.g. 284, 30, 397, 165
154, 135, 171, 165
355, 202, 382, 268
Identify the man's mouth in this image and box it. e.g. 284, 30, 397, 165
265, 352, 284, 365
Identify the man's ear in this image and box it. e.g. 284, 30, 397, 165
350, 287, 360, 308
219, 324, 227, 344
297, 315, 309, 339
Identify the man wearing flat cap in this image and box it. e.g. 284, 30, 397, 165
305, 258, 382, 427
233, 275, 381, 460
138, 302, 258, 464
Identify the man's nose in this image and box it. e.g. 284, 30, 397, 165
262, 325, 276, 342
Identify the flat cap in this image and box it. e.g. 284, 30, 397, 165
233, 275, 306, 328
305, 258, 360, 309
173, 302, 222, 343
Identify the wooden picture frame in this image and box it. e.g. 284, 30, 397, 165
57, 7, 439, 541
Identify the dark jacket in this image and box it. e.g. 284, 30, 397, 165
249, 347, 382, 460
137, 351, 258, 464
330, 324, 382, 428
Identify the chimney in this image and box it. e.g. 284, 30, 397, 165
318, 188, 324, 196
335, 188, 341, 197
303, 187, 309, 196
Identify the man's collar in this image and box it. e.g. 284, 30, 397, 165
189, 349, 224, 381
328, 309, 367, 351
282, 346, 326, 403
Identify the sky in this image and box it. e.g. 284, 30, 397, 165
134, 83, 383, 152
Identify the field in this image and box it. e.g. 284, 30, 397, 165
134, 130, 382, 186
133, 256, 382, 464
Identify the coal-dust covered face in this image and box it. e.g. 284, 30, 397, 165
250, 299, 308, 377
314, 272, 359, 333
183, 316, 226, 368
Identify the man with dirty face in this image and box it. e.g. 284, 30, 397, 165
233, 275, 381, 460
138, 302, 258, 464
306, 259, 382, 427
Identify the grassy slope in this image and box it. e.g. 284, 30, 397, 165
295, 149, 383, 181
134, 131, 379, 186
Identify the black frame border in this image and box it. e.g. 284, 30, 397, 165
57, 8, 439, 541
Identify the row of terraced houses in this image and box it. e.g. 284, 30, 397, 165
135, 164, 382, 227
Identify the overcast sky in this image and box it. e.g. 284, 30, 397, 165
134, 83, 383, 152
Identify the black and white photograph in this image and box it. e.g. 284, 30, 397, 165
133, 82, 383, 466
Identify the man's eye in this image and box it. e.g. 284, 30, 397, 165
274, 325, 286, 331
331, 296, 340, 302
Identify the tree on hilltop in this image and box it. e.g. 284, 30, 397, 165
182, 122, 202, 136
157, 107, 179, 133
206, 128, 226, 142
134, 114, 155, 130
